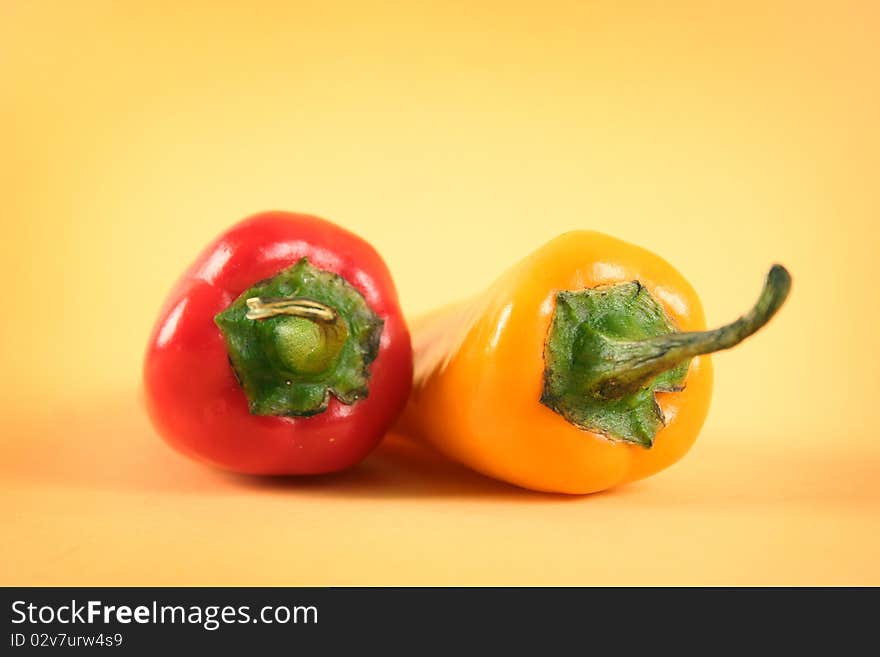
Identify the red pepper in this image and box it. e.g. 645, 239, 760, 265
143, 211, 412, 474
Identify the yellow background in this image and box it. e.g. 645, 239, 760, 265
2, 1, 878, 585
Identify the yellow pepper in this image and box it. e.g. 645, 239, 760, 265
400, 231, 790, 494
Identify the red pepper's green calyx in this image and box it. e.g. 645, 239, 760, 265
541, 265, 791, 447
215, 258, 383, 417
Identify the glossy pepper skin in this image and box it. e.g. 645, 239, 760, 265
399, 231, 789, 494
144, 211, 412, 475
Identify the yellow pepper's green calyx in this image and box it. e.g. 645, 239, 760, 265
541, 265, 791, 447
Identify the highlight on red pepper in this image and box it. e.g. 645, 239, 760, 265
143, 211, 413, 475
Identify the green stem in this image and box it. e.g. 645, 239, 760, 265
244, 296, 348, 376
592, 264, 792, 399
